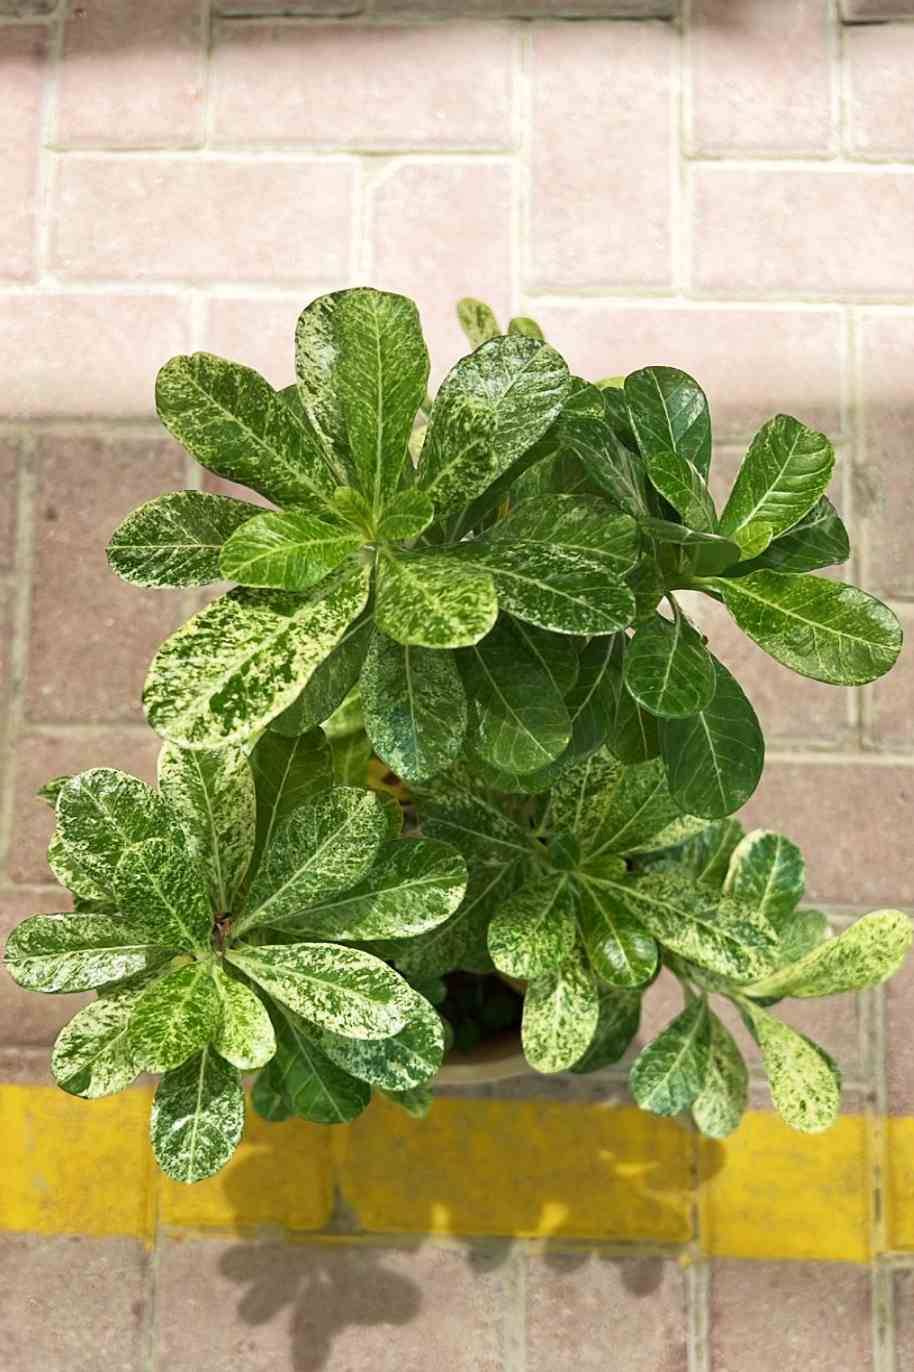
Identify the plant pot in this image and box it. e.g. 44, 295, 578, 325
437, 1028, 528, 1086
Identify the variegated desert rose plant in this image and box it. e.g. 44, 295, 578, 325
4, 288, 911, 1182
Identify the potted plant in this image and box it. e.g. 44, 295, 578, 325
4, 287, 910, 1182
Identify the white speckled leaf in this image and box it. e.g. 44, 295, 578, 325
745, 909, 912, 1000
158, 742, 255, 913
457, 297, 501, 348
723, 828, 805, 923
645, 450, 717, 532
375, 552, 498, 649
623, 611, 716, 720
376, 489, 435, 543
508, 316, 544, 340
659, 658, 765, 820
321, 990, 444, 1091
630, 995, 711, 1117
55, 768, 182, 895
212, 964, 276, 1069
581, 755, 703, 859
127, 962, 221, 1073
719, 415, 835, 543
522, 944, 599, 1074
570, 986, 642, 1074
113, 838, 213, 952
51, 993, 141, 1098
625, 367, 711, 480
739, 496, 849, 575
294, 291, 352, 485
219, 510, 363, 592
156, 352, 337, 509
641, 517, 742, 576
510, 620, 579, 699
107, 490, 260, 589
564, 637, 616, 759
546, 748, 622, 848
248, 727, 333, 881
742, 1001, 841, 1133
4, 912, 177, 993
488, 874, 577, 979
412, 768, 534, 868
270, 617, 371, 739
690, 1010, 748, 1139
770, 907, 832, 968
151, 1046, 244, 1183
575, 874, 659, 988
143, 562, 371, 748
487, 496, 640, 574
360, 629, 468, 783
732, 520, 774, 560
227, 941, 413, 1039
658, 819, 745, 890
263, 1003, 370, 1125
47, 829, 113, 906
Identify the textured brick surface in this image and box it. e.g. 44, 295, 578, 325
52, 158, 355, 282
865, 605, 914, 749
156, 1238, 509, 1370
710, 1261, 872, 1371
0, 1234, 148, 1372
205, 295, 306, 389
525, 1253, 687, 1371
530, 23, 674, 289
842, 0, 914, 15
56, 0, 206, 149
846, 24, 914, 159
27, 435, 186, 723
895, 1268, 914, 1369
0, 889, 90, 1047
690, 0, 832, 156
214, 1, 676, 11
0, 441, 18, 570
886, 949, 914, 1114
212, 21, 514, 149
858, 313, 914, 598
0, 26, 47, 281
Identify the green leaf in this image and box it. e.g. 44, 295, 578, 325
47, 829, 113, 906
55, 768, 181, 895
334, 288, 429, 512
51, 995, 140, 1098
488, 874, 577, 979
412, 767, 533, 866
570, 987, 641, 1074
360, 629, 468, 783
294, 291, 352, 486
719, 415, 835, 544
723, 829, 805, 922
266, 1003, 370, 1124
375, 552, 498, 649
732, 521, 774, 560
630, 995, 711, 1116
158, 743, 255, 913
144, 562, 371, 748
107, 491, 260, 589
376, 489, 435, 543
321, 991, 445, 1091
156, 352, 337, 509
250, 1059, 292, 1122
561, 384, 650, 517
219, 510, 362, 592
564, 636, 616, 758
742, 1001, 841, 1133
237, 787, 390, 933
38, 775, 72, 807
645, 450, 717, 532
770, 907, 831, 967
248, 728, 333, 880
625, 367, 712, 479
329, 728, 372, 788
487, 496, 640, 575
510, 620, 579, 699
657, 818, 744, 890
744, 909, 912, 1000
641, 517, 742, 575
270, 617, 371, 738
708, 570, 902, 687
508, 316, 544, 340
114, 838, 213, 953
736, 497, 850, 576
623, 609, 716, 719
227, 941, 414, 1039
581, 755, 704, 859
659, 657, 764, 819
4, 912, 176, 993
522, 945, 600, 1073
457, 297, 501, 347
212, 965, 276, 1069
332, 485, 374, 535
691, 1010, 748, 1139
127, 962, 221, 1073
453, 541, 636, 636
151, 1046, 245, 1183
575, 876, 659, 988
459, 617, 571, 774
382, 1085, 434, 1118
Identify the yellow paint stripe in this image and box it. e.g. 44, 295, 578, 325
0, 1084, 907, 1262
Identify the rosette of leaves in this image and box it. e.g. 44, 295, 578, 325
3, 730, 467, 1182
403, 750, 910, 1137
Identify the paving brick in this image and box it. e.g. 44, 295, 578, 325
0, 1, 56, 12
525, 1252, 687, 1371
739, 761, 914, 906
886, 943, 914, 1114
0, 889, 91, 1048
212, 21, 514, 150
51, 158, 355, 283
710, 1260, 872, 1370
205, 294, 315, 391
895, 1269, 914, 1369
0, 293, 190, 418
0, 440, 19, 568
846, 24, 914, 159
841, 0, 914, 16
27, 434, 186, 723
0, 26, 47, 281
0, 1045, 53, 1082
56, 0, 206, 150
372, 161, 513, 386
156, 1237, 509, 1371
532, 304, 844, 441
858, 313, 914, 599
529, 22, 674, 290
6, 729, 161, 885
215, 1, 676, 10
864, 604, 914, 749
690, 0, 832, 156
0, 1234, 148, 1372
692, 169, 914, 297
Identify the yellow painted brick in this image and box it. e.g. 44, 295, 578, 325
338, 1095, 694, 1243
887, 1117, 914, 1251
699, 1110, 870, 1263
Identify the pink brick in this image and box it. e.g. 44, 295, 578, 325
693, 169, 914, 298
205, 295, 315, 390
690, 0, 832, 156
27, 434, 186, 724
886, 946, 914, 1114
0, 440, 19, 568
710, 1261, 872, 1371
847, 24, 914, 159
217, 1, 677, 10
0, 294, 190, 418
372, 161, 513, 386
740, 761, 914, 906
212, 21, 513, 150
864, 605, 914, 750
0, 27, 46, 281
859, 313, 914, 598
56, 0, 206, 150
896, 1269, 914, 1368
530, 23, 674, 290
51, 158, 354, 282
0, 889, 91, 1048
842, 0, 914, 15
526, 1253, 687, 1371
7, 730, 161, 887
532, 304, 844, 440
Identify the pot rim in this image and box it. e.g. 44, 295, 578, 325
436, 1027, 528, 1086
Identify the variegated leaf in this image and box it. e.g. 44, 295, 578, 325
645, 450, 717, 532
294, 291, 352, 485
581, 755, 703, 859
212, 964, 276, 1069
738, 496, 849, 576
114, 838, 213, 952
107, 490, 260, 588
510, 620, 579, 698
248, 727, 334, 882
321, 990, 444, 1091
630, 995, 711, 1117
487, 496, 640, 575
742, 1001, 841, 1133
623, 610, 716, 720
270, 617, 371, 738
47, 829, 113, 906
488, 874, 577, 979
744, 909, 912, 1000
158, 742, 255, 914
570, 986, 641, 1074
144, 562, 371, 748
564, 636, 616, 758
659, 658, 765, 820
641, 517, 741, 575
723, 829, 805, 923
575, 874, 659, 988
127, 962, 221, 1073
771, 907, 831, 967
457, 297, 501, 348
51, 993, 141, 1098
508, 315, 544, 340
376, 489, 435, 543
546, 748, 622, 846
624, 367, 712, 480
656, 819, 745, 890
382, 1085, 434, 1118
250, 1058, 292, 1121
719, 415, 835, 544
690, 1011, 748, 1139
4, 912, 176, 993
360, 629, 468, 783
374, 552, 498, 649
412, 769, 533, 868
55, 768, 182, 895
219, 510, 363, 591
521, 944, 600, 1074
151, 1046, 245, 1183
263, 1002, 370, 1125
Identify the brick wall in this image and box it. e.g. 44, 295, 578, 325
1, 2, 913, 1368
